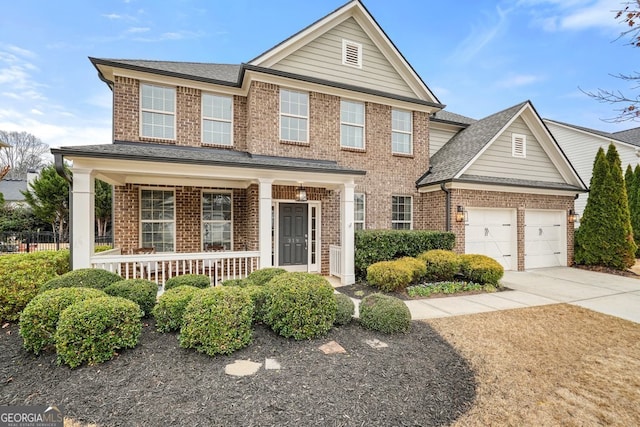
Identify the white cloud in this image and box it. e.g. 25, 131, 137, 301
497, 74, 544, 88
6, 45, 36, 59
448, 6, 511, 63
522, 0, 623, 32
126, 27, 150, 34
30, 109, 43, 116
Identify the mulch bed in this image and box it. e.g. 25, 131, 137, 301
1, 319, 476, 427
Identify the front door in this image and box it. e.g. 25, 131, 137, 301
279, 203, 308, 267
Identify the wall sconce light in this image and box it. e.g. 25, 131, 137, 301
568, 209, 578, 223
455, 205, 465, 222
295, 185, 307, 202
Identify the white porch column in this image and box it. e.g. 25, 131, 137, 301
71, 168, 95, 269
340, 182, 356, 285
258, 178, 273, 269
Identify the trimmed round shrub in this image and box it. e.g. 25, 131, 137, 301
104, 279, 158, 317
221, 278, 249, 287
263, 272, 336, 340
152, 285, 201, 332
334, 293, 355, 326
418, 250, 461, 282
245, 285, 269, 323
164, 274, 210, 291
180, 287, 254, 356
40, 268, 123, 293
366, 260, 413, 292
459, 254, 504, 285
246, 267, 287, 286
19, 287, 107, 355
55, 296, 143, 368
397, 257, 427, 282
359, 293, 411, 334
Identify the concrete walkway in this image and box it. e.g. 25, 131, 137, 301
336, 267, 640, 324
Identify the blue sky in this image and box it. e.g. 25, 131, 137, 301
0, 0, 637, 151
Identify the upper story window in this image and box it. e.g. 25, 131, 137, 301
202, 93, 233, 146
354, 193, 365, 231
280, 89, 308, 143
512, 133, 526, 158
140, 189, 175, 252
341, 100, 365, 149
342, 39, 362, 68
391, 195, 412, 230
140, 83, 175, 140
392, 109, 413, 155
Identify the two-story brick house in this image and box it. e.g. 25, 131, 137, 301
52, 0, 586, 284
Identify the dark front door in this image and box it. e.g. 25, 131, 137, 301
279, 203, 308, 266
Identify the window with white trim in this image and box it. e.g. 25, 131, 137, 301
391, 195, 412, 230
392, 109, 412, 154
354, 193, 365, 231
202, 192, 232, 251
202, 93, 232, 145
280, 89, 308, 142
512, 133, 526, 158
342, 39, 362, 68
141, 83, 175, 139
140, 189, 175, 252
341, 100, 365, 149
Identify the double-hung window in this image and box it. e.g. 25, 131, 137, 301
354, 193, 365, 230
140, 189, 175, 252
391, 196, 412, 230
202, 93, 233, 145
392, 109, 412, 154
141, 83, 175, 139
280, 89, 308, 142
341, 100, 365, 149
202, 192, 232, 251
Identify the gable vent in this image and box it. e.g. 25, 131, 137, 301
342, 39, 362, 68
512, 133, 526, 158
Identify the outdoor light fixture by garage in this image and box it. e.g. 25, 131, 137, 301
296, 185, 307, 202
455, 205, 465, 222
568, 209, 578, 223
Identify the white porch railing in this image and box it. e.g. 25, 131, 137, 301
329, 245, 342, 278
91, 250, 261, 286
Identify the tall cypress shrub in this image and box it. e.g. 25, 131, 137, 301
633, 165, 640, 255
606, 144, 636, 267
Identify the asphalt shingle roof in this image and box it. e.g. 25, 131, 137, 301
0, 180, 27, 202
612, 127, 640, 145
456, 174, 584, 191
51, 141, 366, 176
417, 101, 528, 187
431, 110, 476, 126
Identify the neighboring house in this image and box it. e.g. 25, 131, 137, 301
0, 171, 38, 207
545, 120, 640, 220
52, 0, 586, 283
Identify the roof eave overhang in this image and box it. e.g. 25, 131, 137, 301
417, 178, 587, 196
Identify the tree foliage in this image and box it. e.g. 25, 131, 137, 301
575, 145, 637, 269
22, 165, 70, 240
0, 131, 49, 180
95, 179, 112, 237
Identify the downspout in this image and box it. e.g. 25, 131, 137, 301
440, 182, 451, 232
54, 153, 73, 270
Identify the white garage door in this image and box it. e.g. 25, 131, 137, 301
465, 208, 516, 270
524, 210, 566, 269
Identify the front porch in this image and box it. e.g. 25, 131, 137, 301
55, 143, 364, 286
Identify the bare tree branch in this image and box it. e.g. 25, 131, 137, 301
0, 131, 48, 180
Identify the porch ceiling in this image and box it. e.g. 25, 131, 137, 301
52, 141, 365, 189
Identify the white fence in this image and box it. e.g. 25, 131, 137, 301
329, 245, 342, 278
91, 250, 261, 286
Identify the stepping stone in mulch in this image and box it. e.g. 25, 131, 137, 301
225, 360, 262, 377
365, 339, 389, 349
319, 341, 346, 354
265, 358, 281, 370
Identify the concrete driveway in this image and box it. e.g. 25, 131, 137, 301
399, 267, 640, 323
501, 267, 640, 324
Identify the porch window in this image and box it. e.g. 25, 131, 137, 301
392, 109, 412, 154
140, 189, 175, 252
391, 195, 412, 230
202, 93, 233, 145
140, 83, 175, 139
280, 89, 308, 142
341, 100, 365, 149
354, 193, 365, 230
202, 192, 232, 251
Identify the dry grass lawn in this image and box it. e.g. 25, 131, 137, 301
428, 304, 640, 426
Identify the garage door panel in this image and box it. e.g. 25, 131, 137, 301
465, 208, 516, 271
525, 210, 566, 269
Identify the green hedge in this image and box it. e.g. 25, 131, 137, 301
366, 260, 414, 292
40, 268, 123, 293
104, 279, 158, 317
179, 287, 253, 356
153, 286, 201, 332
0, 250, 71, 322
355, 230, 455, 278
359, 293, 411, 334
164, 274, 210, 291
263, 272, 336, 340
418, 250, 461, 282
55, 296, 143, 368
246, 267, 287, 286
459, 254, 504, 285
19, 287, 107, 355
